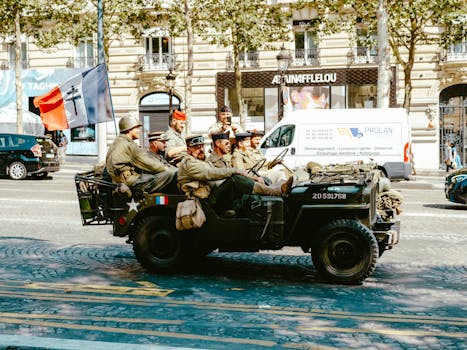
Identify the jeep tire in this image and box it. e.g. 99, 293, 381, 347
311, 219, 379, 284
132, 216, 184, 271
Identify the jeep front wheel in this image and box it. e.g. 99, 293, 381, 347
311, 219, 379, 284
132, 216, 183, 271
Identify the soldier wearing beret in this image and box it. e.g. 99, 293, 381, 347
207, 132, 232, 168
177, 135, 293, 215
208, 105, 243, 142
106, 116, 178, 194
248, 129, 265, 164
231, 132, 258, 170
165, 110, 188, 165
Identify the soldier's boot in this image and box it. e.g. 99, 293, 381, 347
252, 177, 293, 197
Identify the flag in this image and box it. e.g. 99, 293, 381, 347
33, 64, 114, 131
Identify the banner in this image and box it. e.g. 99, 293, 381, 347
33, 64, 114, 131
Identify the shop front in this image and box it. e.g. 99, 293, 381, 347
217, 67, 397, 132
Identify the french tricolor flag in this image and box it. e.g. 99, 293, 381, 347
33, 64, 114, 131
155, 196, 168, 205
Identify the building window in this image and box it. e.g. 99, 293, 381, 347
143, 31, 171, 70
74, 40, 94, 68
8, 42, 28, 69
293, 20, 319, 66
354, 27, 378, 64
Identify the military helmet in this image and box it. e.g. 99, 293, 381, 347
119, 116, 142, 133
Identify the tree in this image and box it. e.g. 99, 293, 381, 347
47, 0, 162, 65
298, 0, 465, 112
196, 0, 291, 129
0, 0, 65, 133
165, 0, 204, 134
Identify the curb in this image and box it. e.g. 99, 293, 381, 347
0, 334, 207, 350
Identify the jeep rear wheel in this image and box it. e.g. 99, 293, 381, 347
312, 219, 379, 284
9, 161, 28, 180
132, 216, 183, 271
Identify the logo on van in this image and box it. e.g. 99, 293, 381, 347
337, 128, 363, 138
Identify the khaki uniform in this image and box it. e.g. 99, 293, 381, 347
177, 155, 255, 213
208, 121, 243, 140
150, 152, 177, 170
207, 151, 232, 169
106, 134, 177, 193
231, 148, 257, 170
165, 127, 187, 161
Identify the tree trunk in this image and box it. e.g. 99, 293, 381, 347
377, 0, 390, 108
15, 10, 23, 134
184, 0, 193, 135
233, 47, 244, 130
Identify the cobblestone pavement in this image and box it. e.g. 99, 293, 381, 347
0, 160, 465, 349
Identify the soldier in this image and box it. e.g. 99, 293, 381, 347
165, 110, 188, 165
106, 116, 178, 194
248, 129, 265, 163
231, 132, 256, 170
206, 132, 232, 169
147, 131, 176, 170
208, 105, 243, 142
245, 129, 289, 184
177, 135, 292, 215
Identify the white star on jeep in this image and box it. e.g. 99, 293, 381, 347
126, 198, 139, 212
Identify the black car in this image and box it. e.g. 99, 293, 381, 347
0, 133, 60, 180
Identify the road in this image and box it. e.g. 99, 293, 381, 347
0, 162, 466, 350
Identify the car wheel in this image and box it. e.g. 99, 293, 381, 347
8, 161, 28, 180
311, 219, 379, 284
132, 216, 184, 271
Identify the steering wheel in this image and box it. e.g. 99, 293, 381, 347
267, 148, 289, 170
248, 158, 266, 177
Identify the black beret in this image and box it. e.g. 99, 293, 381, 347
212, 132, 229, 141
219, 105, 232, 113
235, 132, 251, 141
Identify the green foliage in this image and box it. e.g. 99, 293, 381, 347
196, 0, 291, 51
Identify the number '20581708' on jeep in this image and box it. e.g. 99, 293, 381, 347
75, 160, 402, 284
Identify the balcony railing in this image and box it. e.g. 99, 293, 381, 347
137, 53, 176, 71
291, 48, 320, 67
441, 43, 467, 63
349, 46, 378, 65
226, 51, 260, 70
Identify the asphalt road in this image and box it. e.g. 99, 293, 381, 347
0, 161, 465, 350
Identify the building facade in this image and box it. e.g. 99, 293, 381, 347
0, 6, 466, 170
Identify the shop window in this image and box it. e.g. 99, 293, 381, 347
74, 40, 94, 68
348, 85, 376, 108
290, 86, 329, 111
71, 125, 96, 142
227, 87, 265, 120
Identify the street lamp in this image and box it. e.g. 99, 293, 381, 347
165, 53, 177, 116
276, 45, 291, 120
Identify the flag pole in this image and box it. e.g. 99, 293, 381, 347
96, 0, 107, 162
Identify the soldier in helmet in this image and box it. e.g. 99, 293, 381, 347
106, 115, 178, 194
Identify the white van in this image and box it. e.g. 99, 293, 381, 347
259, 108, 412, 180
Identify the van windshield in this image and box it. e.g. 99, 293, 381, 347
264, 124, 295, 148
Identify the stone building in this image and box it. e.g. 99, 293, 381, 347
0, 5, 465, 170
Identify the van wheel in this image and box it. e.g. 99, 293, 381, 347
311, 219, 379, 284
9, 162, 28, 180
132, 216, 184, 271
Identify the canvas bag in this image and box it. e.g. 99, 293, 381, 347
176, 197, 206, 231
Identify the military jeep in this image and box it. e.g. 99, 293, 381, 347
75, 160, 401, 284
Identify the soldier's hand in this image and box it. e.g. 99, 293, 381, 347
236, 169, 248, 177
